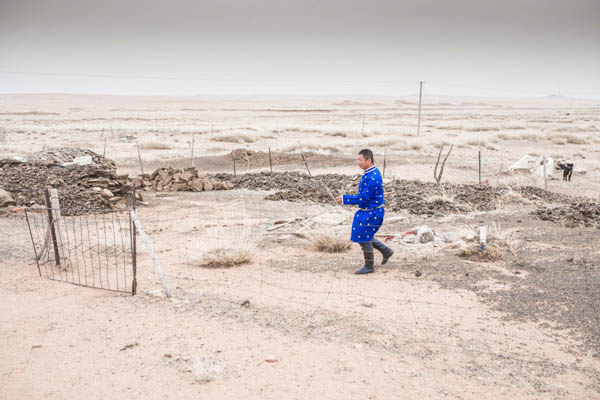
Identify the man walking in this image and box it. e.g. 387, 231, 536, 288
336, 149, 394, 274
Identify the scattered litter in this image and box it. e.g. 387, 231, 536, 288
509, 155, 554, 178
265, 355, 279, 363
59, 155, 94, 167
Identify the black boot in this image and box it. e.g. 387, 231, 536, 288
356, 242, 375, 274
372, 238, 394, 265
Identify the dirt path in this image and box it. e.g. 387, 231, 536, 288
2, 190, 600, 399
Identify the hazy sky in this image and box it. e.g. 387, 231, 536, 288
1, 0, 599, 97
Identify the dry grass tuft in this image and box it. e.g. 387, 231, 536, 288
498, 187, 532, 206
517, 133, 542, 141
547, 133, 589, 145
433, 141, 451, 149
325, 131, 348, 137
198, 248, 252, 268
211, 135, 256, 143
459, 242, 504, 262
465, 139, 487, 146
189, 357, 224, 383
311, 230, 352, 253
465, 126, 500, 132
565, 135, 589, 145
139, 140, 175, 150
458, 222, 517, 262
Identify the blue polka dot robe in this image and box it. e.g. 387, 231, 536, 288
343, 166, 385, 243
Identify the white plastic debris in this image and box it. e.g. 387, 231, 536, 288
479, 226, 487, 245
59, 155, 94, 167
9, 155, 27, 162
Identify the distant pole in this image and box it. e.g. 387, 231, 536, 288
232, 153, 237, 176
478, 150, 482, 184
478, 135, 482, 184
136, 140, 144, 176
189, 134, 195, 168
543, 155, 548, 190
361, 116, 365, 134
268, 147, 273, 174
298, 142, 312, 177
417, 81, 424, 136
383, 144, 388, 178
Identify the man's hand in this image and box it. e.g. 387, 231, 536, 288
335, 195, 343, 205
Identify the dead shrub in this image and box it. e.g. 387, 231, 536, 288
565, 135, 589, 145
198, 248, 252, 268
211, 135, 255, 143
518, 133, 542, 141
458, 241, 504, 262
326, 131, 348, 137
311, 231, 352, 253
465, 139, 487, 146
458, 222, 517, 262
465, 126, 500, 132
139, 140, 175, 150
495, 133, 512, 140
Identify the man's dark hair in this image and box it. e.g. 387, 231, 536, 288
359, 149, 374, 163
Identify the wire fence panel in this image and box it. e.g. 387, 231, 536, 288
24, 207, 136, 295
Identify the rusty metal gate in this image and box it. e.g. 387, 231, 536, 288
24, 189, 137, 295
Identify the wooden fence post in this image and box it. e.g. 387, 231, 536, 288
45, 188, 68, 267
268, 147, 273, 174
298, 142, 312, 177
232, 153, 237, 176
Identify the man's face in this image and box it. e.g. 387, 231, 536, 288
358, 154, 372, 170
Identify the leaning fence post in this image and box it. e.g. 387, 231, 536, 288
478, 149, 482, 184
44, 189, 61, 266
268, 147, 273, 174
232, 152, 237, 176
45, 188, 68, 267
130, 210, 172, 298
298, 142, 312, 177
131, 186, 137, 296
24, 209, 42, 277
136, 140, 144, 175
383, 144, 388, 178
543, 155, 548, 190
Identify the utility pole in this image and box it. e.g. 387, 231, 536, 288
417, 81, 424, 136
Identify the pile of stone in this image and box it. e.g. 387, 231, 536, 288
0, 148, 134, 214
214, 171, 590, 222
138, 167, 234, 192
534, 201, 600, 228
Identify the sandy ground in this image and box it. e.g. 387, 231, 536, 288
1, 94, 600, 399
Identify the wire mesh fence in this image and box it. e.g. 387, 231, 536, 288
24, 203, 136, 295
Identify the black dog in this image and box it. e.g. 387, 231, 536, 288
556, 161, 574, 181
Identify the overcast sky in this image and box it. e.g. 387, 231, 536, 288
1, 0, 599, 98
